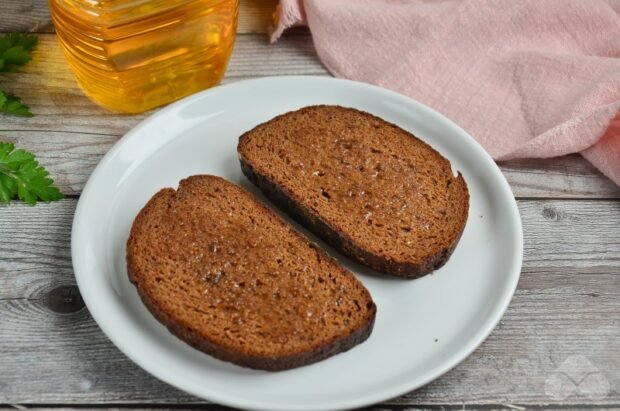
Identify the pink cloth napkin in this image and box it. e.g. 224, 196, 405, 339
271, 0, 620, 186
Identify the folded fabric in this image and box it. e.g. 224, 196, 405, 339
271, 0, 620, 186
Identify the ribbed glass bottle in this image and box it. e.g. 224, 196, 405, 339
49, 0, 238, 113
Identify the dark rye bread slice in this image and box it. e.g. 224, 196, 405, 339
238, 105, 469, 279
127, 175, 376, 371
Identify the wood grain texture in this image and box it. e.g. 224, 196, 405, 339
0, 33, 323, 133
1, 1, 618, 410
1, 199, 618, 405
0, 0, 278, 34
2, 34, 617, 199
499, 156, 620, 199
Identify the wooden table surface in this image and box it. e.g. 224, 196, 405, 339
1, 1, 619, 410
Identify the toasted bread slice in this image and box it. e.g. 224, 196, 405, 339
238, 105, 469, 278
127, 175, 376, 370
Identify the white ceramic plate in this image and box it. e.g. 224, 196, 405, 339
72, 76, 523, 411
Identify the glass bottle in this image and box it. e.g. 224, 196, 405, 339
49, 0, 238, 113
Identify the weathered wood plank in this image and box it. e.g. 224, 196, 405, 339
0, 33, 323, 134
3, 137, 617, 200
0, 1, 54, 33
1, 34, 617, 199
1, 199, 618, 405
499, 157, 620, 199
237, 0, 278, 34
0, 0, 278, 34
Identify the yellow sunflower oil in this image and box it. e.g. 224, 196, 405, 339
49, 0, 238, 113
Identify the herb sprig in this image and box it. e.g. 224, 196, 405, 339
0, 33, 61, 205
0, 33, 38, 117
0, 142, 63, 205
0, 90, 32, 117
0, 32, 38, 72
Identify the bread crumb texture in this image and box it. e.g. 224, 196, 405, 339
127, 175, 376, 370
238, 105, 469, 278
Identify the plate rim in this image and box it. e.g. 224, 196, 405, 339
72, 75, 523, 411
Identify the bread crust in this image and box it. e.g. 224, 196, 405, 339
238, 105, 469, 279
127, 176, 376, 371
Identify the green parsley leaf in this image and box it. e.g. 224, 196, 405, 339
0, 142, 63, 205
0, 33, 38, 72
0, 90, 33, 117
0, 33, 38, 117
